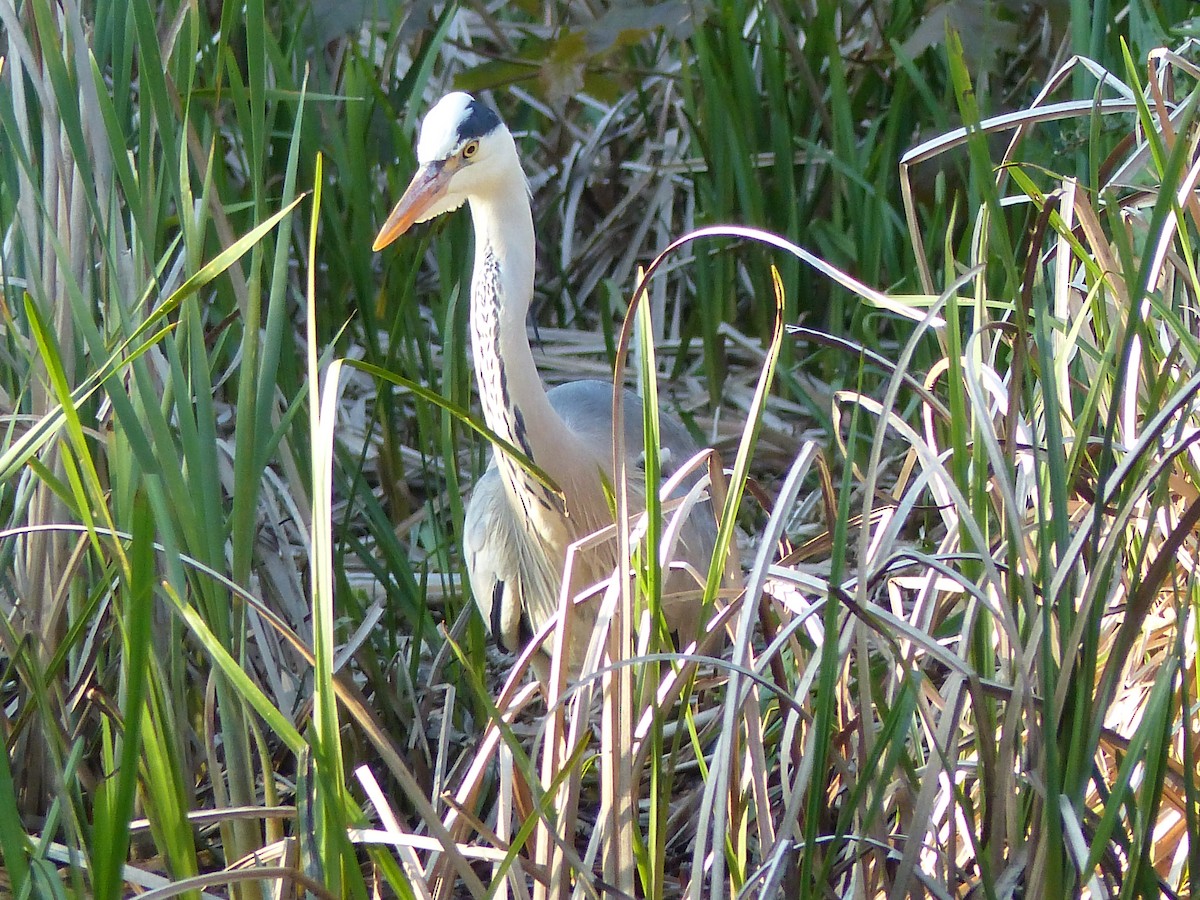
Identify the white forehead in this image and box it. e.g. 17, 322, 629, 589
416, 92, 476, 163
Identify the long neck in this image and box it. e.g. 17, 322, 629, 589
467, 174, 569, 500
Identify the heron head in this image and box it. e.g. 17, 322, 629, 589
373, 92, 516, 251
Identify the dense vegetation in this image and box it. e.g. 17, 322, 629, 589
0, 0, 1197, 897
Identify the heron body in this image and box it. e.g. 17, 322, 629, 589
374, 92, 715, 679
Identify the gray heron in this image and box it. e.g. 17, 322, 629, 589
373, 92, 715, 683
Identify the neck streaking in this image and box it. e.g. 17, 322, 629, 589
467, 172, 569, 529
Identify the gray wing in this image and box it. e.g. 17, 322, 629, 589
548, 380, 702, 475
548, 380, 717, 574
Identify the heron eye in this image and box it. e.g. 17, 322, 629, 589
462, 140, 479, 159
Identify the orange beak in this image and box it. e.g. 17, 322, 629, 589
372, 160, 451, 251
